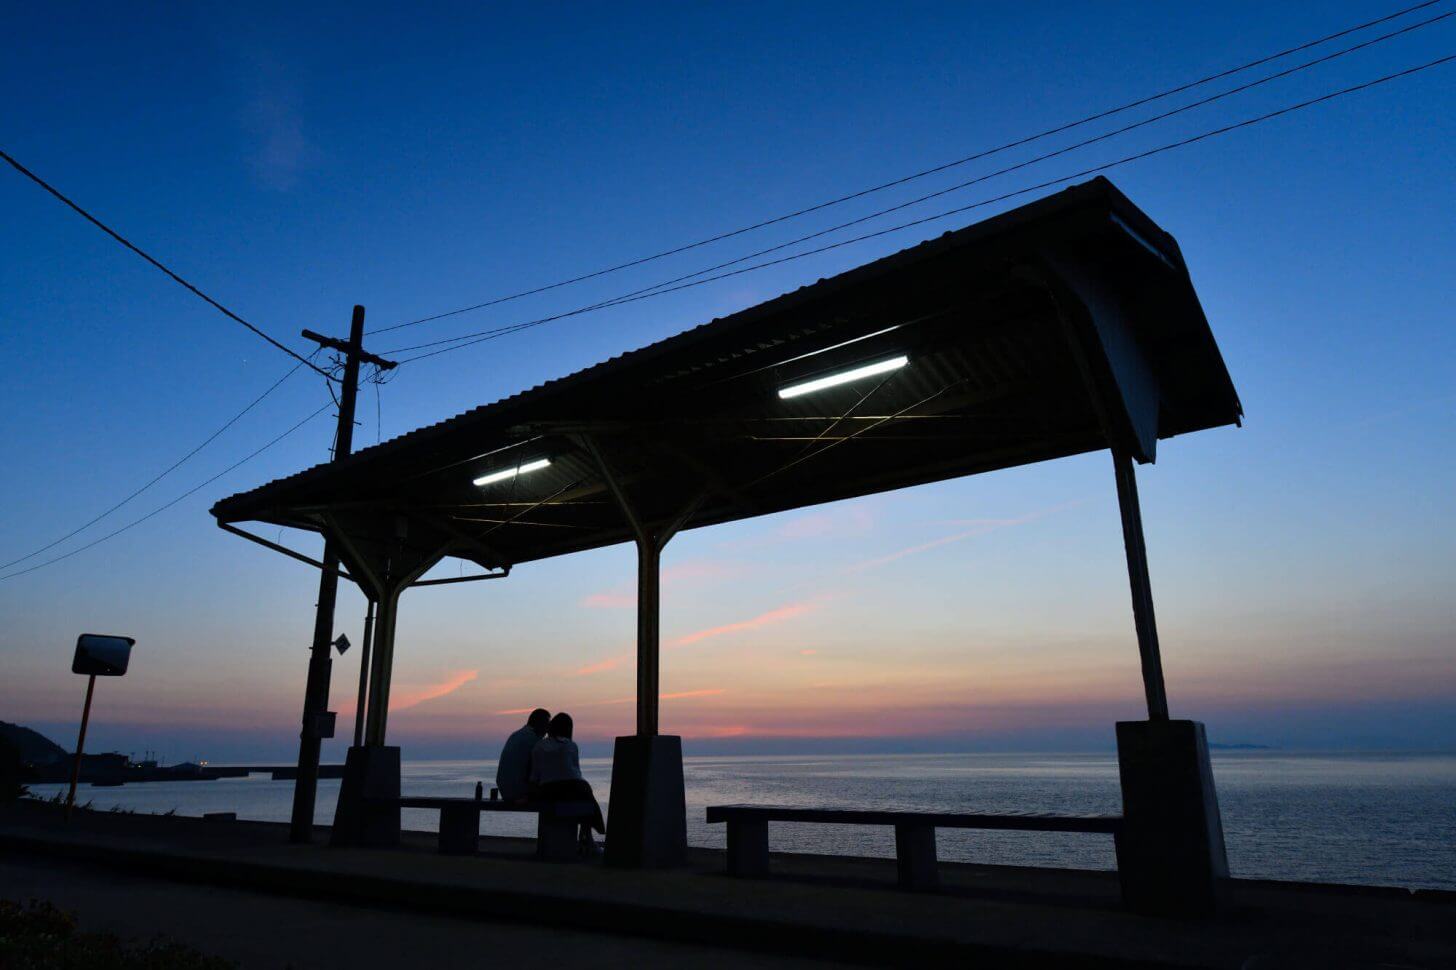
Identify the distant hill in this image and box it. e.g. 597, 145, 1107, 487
0, 721, 68, 765
1209, 742, 1272, 751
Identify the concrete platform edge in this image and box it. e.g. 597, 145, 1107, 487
0, 830, 1191, 969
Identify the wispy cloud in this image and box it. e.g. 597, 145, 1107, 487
390, 670, 479, 712
235, 54, 320, 191
573, 596, 829, 676
778, 505, 873, 540
574, 652, 632, 676
718, 503, 874, 551
670, 597, 827, 648
497, 688, 725, 716
846, 500, 1085, 573
599, 688, 726, 705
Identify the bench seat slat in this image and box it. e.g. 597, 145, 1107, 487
705, 804, 1121, 833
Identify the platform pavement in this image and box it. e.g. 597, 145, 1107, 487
2, 799, 1451, 968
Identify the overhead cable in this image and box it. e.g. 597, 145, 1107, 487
387, 53, 1456, 365
0, 402, 334, 582
0, 148, 331, 378
376, 0, 1449, 335
0, 356, 316, 572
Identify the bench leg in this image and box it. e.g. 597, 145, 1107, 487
895, 824, 938, 891
726, 819, 769, 877
438, 804, 479, 855
537, 814, 580, 861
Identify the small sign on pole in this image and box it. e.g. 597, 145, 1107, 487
66, 634, 134, 818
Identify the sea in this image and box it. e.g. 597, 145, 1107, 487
29, 751, 1456, 892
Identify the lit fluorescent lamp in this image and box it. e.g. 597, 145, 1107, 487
777, 355, 909, 399
473, 457, 551, 487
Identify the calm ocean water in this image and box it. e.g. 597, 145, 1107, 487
31, 751, 1456, 891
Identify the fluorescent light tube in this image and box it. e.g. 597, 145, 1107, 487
473, 457, 551, 487
777, 356, 908, 399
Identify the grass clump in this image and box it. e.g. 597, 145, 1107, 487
0, 899, 235, 969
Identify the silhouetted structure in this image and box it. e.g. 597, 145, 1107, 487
213, 177, 1240, 911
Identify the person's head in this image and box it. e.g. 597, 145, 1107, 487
526, 708, 551, 736
548, 712, 573, 740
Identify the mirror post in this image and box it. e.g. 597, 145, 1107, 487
65, 673, 97, 820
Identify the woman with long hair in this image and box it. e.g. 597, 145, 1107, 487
529, 712, 606, 854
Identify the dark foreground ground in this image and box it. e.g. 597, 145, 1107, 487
0, 854, 830, 969
2, 799, 1452, 968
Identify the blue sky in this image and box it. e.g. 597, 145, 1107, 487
2, 2, 1453, 761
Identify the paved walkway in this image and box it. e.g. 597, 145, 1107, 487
2, 800, 1451, 968
1, 854, 831, 969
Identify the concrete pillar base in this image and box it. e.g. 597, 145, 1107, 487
329, 745, 401, 847
1115, 719, 1228, 916
604, 734, 686, 869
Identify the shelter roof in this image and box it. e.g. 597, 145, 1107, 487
211, 177, 1240, 576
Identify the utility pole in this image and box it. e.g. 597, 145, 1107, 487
289, 305, 396, 843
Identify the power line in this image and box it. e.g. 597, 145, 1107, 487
387, 53, 1455, 366
0, 148, 331, 378
0, 401, 334, 583
0, 355, 316, 572
385, 12, 1451, 360
375, 0, 1449, 336
542, 10, 1456, 315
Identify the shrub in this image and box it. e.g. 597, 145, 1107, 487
0, 899, 235, 969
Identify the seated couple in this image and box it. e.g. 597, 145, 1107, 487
495, 708, 607, 854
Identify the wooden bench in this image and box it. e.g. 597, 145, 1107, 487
706, 804, 1123, 891
379, 797, 594, 859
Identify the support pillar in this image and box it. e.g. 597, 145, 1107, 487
352, 599, 375, 748
326, 527, 449, 848
580, 435, 702, 868
329, 744, 401, 848
1112, 448, 1169, 721
605, 536, 689, 868
1116, 719, 1228, 915
1050, 276, 1229, 914
331, 588, 401, 848
363, 588, 401, 747
1108, 449, 1227, 915
636, 538, 661, 737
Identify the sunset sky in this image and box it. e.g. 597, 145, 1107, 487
2, 2, 1453, 761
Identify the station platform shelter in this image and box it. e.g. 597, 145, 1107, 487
212, 176, 1242, 914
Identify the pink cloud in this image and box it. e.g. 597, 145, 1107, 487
595, 688, 726, 706
390, 669, 479, 712
573, 597, 829, 676
670, 598, 826, 648
575, 652, 632, 676
663, 688, 725, 700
